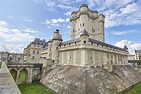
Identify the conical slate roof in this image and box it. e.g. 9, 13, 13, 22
80, 29, 89, 36
124, 45, 128, 50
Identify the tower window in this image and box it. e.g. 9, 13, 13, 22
73, 29, 75, 32
32, 56, 34, 60
83, 23, 84, 26
92, 28, 95, 32
84, 41, 86, 43
80, 24, 81, 27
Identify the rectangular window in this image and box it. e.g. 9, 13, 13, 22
32, 56, 34, 60
33, 50, 35, 54
37, 51, 39, 54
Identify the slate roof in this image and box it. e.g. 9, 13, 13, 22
61, 38, 80, 45
135, 50, 141, 54
80, 29, 89, 36
60, 38, 126, 52
89, 38, 127, 51
31, 38, 48, 46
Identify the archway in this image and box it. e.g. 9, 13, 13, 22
19, 69, 28, 84
10, 69, 17, 81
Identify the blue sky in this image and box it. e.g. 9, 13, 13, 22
0, 0, 141, 54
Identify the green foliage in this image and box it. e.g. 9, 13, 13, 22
124, 82, 141, 94
128, 60, 141, 64
18, 81, 54, 94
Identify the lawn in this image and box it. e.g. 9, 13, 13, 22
0, 62, 2, 68
18, 81, 54, 94
0, 63, 1, 68
124, 82, 141, 94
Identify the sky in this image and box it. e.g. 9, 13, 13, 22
0, 0, 141, 54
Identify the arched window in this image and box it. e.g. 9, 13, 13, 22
83, 23, 84, 26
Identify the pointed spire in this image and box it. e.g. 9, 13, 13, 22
124, 45, 128, 50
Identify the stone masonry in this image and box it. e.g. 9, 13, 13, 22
0, 62, 21, 94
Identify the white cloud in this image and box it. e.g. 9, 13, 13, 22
23, 17, 34, 22
0, 21, 34, 42
8, 16, 14, 19
0, 21, 8, 27
0, 44, 25, 53
24, 28, 39, 33
85, 0, 141, 28
43, 18, 69, 28
64, 11, 72, 16
111, 30, 139, 35
67, 25, 71, 28
0, 44, 9, 52
115, 40, 141, 54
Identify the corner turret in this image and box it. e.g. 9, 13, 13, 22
80, 29, 89, 44
52, 29, 62, 64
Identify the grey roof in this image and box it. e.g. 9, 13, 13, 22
135, 50, 141, 53
80, 29, 89, 36
89, 38, 127, 51
80, 4, 88, 8
124, 45, 128, 50
60, 38, 127, 52
61, 38, 80, 45
31, 38, 48, 45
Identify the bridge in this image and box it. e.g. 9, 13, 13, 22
7, 63, 43, 84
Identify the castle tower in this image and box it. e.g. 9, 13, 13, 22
46, 40, 52, 59
52, 29, 62, 63
70, 4, 105, 42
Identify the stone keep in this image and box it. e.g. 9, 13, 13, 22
70, 4, 105, 42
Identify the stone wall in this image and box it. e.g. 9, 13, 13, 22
40, 65, 141, 94
0, 62, 21, 94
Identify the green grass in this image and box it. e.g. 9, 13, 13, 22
18, 81, 54, 94
10, 69, 17, 80
0, 63, 1, 68
20, 70, 27, 84
124, 82, 141, 94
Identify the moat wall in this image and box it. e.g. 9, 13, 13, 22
0, 62, 21, 94
41, 65, 141, 94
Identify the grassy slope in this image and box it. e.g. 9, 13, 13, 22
124, 82, 141, 94
0, 61, 2, 68
18, 81, 54, 94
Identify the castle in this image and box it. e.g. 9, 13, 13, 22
0, 4, 141, 94
40, 4, 141, 94
40, 4, 128, 71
